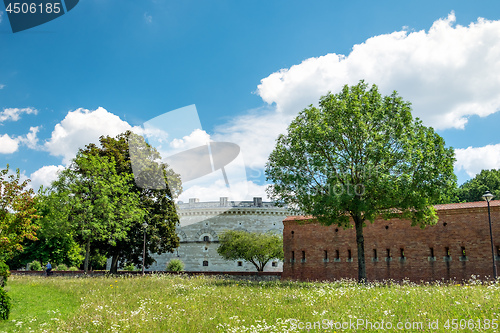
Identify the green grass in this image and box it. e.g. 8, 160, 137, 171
0, 275, 499, 332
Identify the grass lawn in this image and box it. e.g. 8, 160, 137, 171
0, 274, 499, 332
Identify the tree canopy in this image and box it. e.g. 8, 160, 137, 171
0, 166, 40, 260
265, 81, 456, 282
217, 230, 283, 271
458, 169, 500, 202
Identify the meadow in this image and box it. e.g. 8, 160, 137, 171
0, 274, 499, 332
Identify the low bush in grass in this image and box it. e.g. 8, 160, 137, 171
55, 264, 68, 271
68, 266, 79, 271
166, 259, 184, 272
28, 260, 41, 271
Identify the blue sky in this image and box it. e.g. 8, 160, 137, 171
1, 1, 500, 201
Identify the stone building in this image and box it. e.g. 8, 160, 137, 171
283, 201, 500, 282
148, 197, 289, 272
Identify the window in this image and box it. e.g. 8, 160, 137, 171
291, 251, 295, 263
373, 249, 378, 262
497, 246, 500, 258
203, 236, 210, 242
400, 248, 406, 262
272, 261, 277, 267
444, 247, 451, 261
202, 261, 208, 266
347, 250, 352, 262
301, 251, 306, 263
237, 261, 243, 266
323, 250, 328, 263
385, 249, 392, 262
460, 246, 468, 261
336, 250, 340, 259
429, 247, 436, 262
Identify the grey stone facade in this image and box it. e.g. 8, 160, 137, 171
148, 197, 289, 272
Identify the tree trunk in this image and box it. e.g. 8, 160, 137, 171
110, 254, 119, 274
354, 215, 366, 283
84, 238, 91, 273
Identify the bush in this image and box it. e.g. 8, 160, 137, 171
55, 264, 68, 271
0, 288, 11, 320
0, 262, 10, 287
123, 263, 136, 271
166, 259, 184, 272
68, 266, 79, 271
29, 260, 42, 271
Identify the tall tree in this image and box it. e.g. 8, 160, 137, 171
53, 153, 145, 272
81, 131, 182, 273
217, 230, 284, 271
266, 81, 456, 282
0, 166, 40, 260
458, 169, 500, 202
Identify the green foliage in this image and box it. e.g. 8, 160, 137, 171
123, 263, 137, 271
0, 165, 40, 260
166, 259, 184, 272
217, 230, 284, 271
56, 264, 68, 271
53, 152, 146, 272
84, 132, 181, 273
0, 262, 10, 287
0, 287, 11, 320
68, 266, 79, 271
29, 260, 41, 271
265, 81, 457, 282
458, 169, 500, 202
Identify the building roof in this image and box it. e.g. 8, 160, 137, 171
284, 200, 500, 222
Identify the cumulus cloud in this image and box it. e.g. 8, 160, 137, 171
44, 107, 133, 164
144, 12, 152, 24
212, 108, 292, 169
0, 107, 37, 122
17, 126, 39, 149
29, 165, 65, 191
0, 134, 19, 154
257, 13, 500, 130
0, 84, 5, 90
169, 129, 210, 151
455, 144, 500, 178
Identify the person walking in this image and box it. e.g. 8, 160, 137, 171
46, 262, 52, 276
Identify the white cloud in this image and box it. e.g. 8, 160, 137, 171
17, 126, 39, 149
0, 84, 5, 90
170, 129, 210, 149
455, 144, 500, 178
0, 134, 19, 154
257, 13, 500, 130
0, 127, 40, 154
0, 11, 3, 24
29, 165, 65, 191
178, 179, 269, 202
212, 108, 292, 169
144, 12, 152, 24
0, 107, 37, 122
44, 107, 133, 164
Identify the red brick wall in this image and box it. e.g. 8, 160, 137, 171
283, 203, 500, 282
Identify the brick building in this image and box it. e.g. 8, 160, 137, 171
283, 201, 500, 282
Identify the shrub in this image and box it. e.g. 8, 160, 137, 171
123, 263, 136, 271
0, 262, 10, 287
68, 266, 79, 271
29, 260, 42, 271
0, 288, 11, 320
167, 259, 184, 272
56, 264, 68, 271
